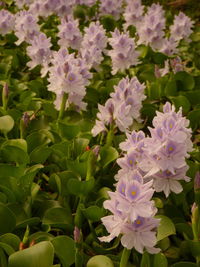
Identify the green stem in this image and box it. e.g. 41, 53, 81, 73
120, 247, 131, 267
58, 92, 68, 120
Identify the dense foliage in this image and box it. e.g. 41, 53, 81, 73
0, 0, 200, 266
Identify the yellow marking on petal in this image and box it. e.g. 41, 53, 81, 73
136, 219, 141, 225
169, 146, 174, 152
169, 123, 173, 129
129, 160, 133, 165
131, 191, 136, 196
122, 187, 125, 193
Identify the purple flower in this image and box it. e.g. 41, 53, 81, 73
14, 0, 34, 8
48, 48, 92, 111
136, 3, 166, 50
92, 77, 146, 136
58, 16, 82, 50
14, 11, 40, 45
124, 0, 144, 30
26, 32, 52, 77
99, 177, 159, 253
80, 21, 107, 70
170, 11, 194, 43
0, 9, 15, 36
108, 29, 140, 74
99, 0, 123, 20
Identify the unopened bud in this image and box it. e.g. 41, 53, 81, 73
194, 172, 200, 191
22, 112, 30, 127
3, 83, 9, 98
74, 226, 82, 243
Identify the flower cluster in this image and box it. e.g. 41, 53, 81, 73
0, 9, 15, 36
99, 0, 123, 20
58, 16, 82, 50
108, 29, 140, 74
26, 33, 52, 77
137, 3, 166, 50
99, 172, 160, 253
80, 21, 107, 70
48, 48, 92, 111
117, 102, 193, 197
14, 11, 39, 45
28, 0, 75, 18
92, 76, 146, 136
124, 0, 144, 30
170, 11, 194, 43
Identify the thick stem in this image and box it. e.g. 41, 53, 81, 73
58, 92, 68, 120
120, 247, 131, 267
105, 123, 114, 147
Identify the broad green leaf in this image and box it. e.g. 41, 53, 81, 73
29, 232, 54, 243
153, 253, 168, 267
87, 255, 114, 267
8, 241, 54, 267
100, 15, 116, 31
189, 240, 200, 257
26, 130, 54, 153
73, 138, 89, 157
0, 145, 29, 165
100, 146, 118, 168
175, 71, 195, 91
2, 139, 27, 152
0, 234, 21, 251
0, 242, 15, 256
30, 145, 52, 164
16, 217, 40, 229
140, 251, 150, 267
156, 215, 176, 241
67, 178, 95, 196
58, 121, 80, 140
0, 203, 16, 234
51, 236, 75, 267
187, 109, 200, 130
82, 206, 106, 222
0, 247, 8, 267
42, 207, 73, 231
170, 95, 191, 113
0, 115, 14, 133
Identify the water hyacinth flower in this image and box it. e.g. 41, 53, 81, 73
26, 33, 52, 77
80, 21, 107, 70
124, 0, 144, 30
0, 9, 15, 36
58, 16, 82, 50
108, 29, 140, 74
48, 48, 92, 111
99, 0, 123, 20
99, 178, 159, 253
14, 11, 40, 45
136, 3, 166, 50
117, 102, 193, 197
170, 11, 194, 43
92, 76, 146, 136
14, 0, 34, 8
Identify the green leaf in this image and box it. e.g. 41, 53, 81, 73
30, 145, 52, 164
0, 203, 16, 234
0, 164, 24, 178
0, 242, 15, 256
0, 115, 14, 133
87, 255, 114, 267
0, 145, 29, 165
2, 139, 27, 152
8, 241, 54, 267
189, 240, 200, 257
140, 251, 150, 267
187, 109, 200, 130
100, 146, 118, 168
0, 234, 20, 251
16, 217, 40, 229
175, 71, 195, 91
0, 247, 8, 267
82, 206, 106, 222
58, 121, 80, 140
67, 178, 95, 196
170, 95, 191, 113
42, 207, 73, 231
153, 253, 168, 267
26, 130, 54, 153
51, 236, 75, 267
156, 215, 176, 241
73, 138, 89, 157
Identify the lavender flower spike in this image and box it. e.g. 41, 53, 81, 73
0, 9, 15, 36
